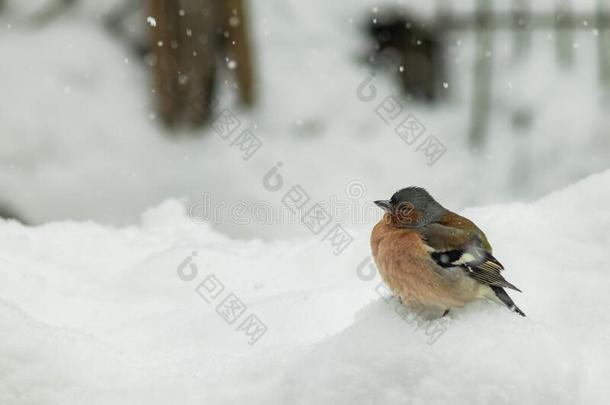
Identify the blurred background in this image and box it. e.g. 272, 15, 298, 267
0, 0, 609, 239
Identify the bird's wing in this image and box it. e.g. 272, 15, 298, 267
419, 223, 522, 292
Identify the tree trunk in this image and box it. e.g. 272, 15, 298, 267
149, 0, 218, 127
149, 0, 181, 126
148, 0, 255, 128
220, 0, 256, 106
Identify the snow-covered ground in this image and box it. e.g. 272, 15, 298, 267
1, 0, 609, 240
1, 0, 610, 402
1, 171, 609, 404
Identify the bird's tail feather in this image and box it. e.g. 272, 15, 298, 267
490, 286, 526, 317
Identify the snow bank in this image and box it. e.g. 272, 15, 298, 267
1, 172, 610, 404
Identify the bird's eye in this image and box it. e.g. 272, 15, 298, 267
394, 201, 415, 223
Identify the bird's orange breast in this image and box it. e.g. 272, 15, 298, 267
370, 214, 482, 312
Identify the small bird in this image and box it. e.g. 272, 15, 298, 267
371, 187, 525, 318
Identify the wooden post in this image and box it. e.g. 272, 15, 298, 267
597, 0, 610, 88
469, 0, 493, 147
555, 0, 574, 68
511, 0, 531, 60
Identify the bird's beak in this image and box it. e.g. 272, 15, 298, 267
374, 200, 393, 212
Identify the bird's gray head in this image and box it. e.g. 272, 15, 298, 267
374, 187, 446, 228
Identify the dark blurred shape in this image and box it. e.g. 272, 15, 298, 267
148, 0, 256, 129
511, 0, 531, 60
554, 0, 574, 68
104, 0, 150, 58
366, 9, 446, 102
469, 0, 493, 147
221, 0, 255, 106
597, 0, 610, 87
0, 203, 26, 224
511, 107, 534, 132
30, 0, 77, 26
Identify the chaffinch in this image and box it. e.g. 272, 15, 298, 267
371, 187, 525, 317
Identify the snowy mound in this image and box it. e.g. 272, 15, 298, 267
1, 171, 610, 404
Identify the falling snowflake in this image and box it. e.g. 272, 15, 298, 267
147, 16, 157, 27
229, 16, 240, 27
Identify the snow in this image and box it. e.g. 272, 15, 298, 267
1, 0, 610, 402
1, 171, 610, 404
